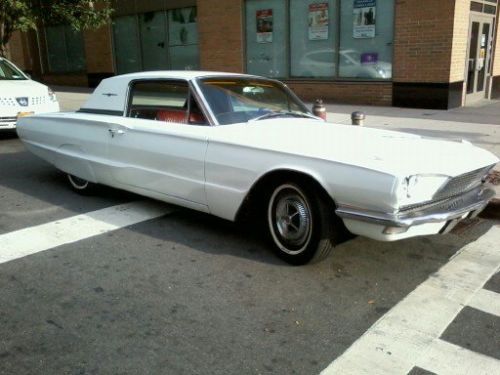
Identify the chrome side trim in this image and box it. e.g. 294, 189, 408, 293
336, 184, 495, 228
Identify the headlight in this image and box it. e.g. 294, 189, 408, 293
48, 87, 57, 102
396, 175, 450, 206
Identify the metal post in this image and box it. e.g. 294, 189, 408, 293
312, 99, 327, 121
351, 111, 365, 126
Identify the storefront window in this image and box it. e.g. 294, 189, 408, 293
245, 0, 287, 77
113, 7, 199, 74
290, 0, 337, 78
168, 7, 199, 70
46, 25, 86, 73
139, 11, 169, 71
113, 16, 141, 74
339, 0, 393, 79
245, 0, 394, 80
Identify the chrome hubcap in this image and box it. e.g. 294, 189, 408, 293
275, 193, 311, 247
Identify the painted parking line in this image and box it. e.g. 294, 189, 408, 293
417, 339, 500, 375
321, 225, 500, 375
468, 287, 500, 317
0, 201, 173, 265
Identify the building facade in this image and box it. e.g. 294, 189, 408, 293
6, 0, 500, 109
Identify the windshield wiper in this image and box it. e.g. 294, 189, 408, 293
250, 110, 319, 122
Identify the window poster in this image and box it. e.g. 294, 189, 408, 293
256, 9, 273, 43
308, 3, 329, 41
361, 52, 378, 64
353, 0, 376, 39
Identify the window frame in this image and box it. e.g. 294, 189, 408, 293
125, 78, 211, 126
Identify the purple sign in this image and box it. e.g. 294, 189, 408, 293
360, 52, 378, 64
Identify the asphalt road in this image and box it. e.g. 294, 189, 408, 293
0, 130, 499, 375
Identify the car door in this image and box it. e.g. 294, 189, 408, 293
106, 79, 210, 211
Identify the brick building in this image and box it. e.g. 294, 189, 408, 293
6, 0, 500, 109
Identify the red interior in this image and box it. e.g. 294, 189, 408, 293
156, 110, 187, 123
156, 110, 205, 124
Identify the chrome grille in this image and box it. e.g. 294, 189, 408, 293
399, 195, 467, 214
433, 166, 493, 200
399, 165, 495, 213
0, 116, 17, 126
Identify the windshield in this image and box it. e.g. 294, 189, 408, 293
197, 77, 311, 125
0, 59, 27, 80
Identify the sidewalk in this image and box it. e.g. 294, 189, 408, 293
55, 86, 500, 205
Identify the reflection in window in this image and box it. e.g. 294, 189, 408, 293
245, 0, 287, 78
339, 0, 393, 79
244, 0, 394, 80
198, 78, 309, 125
290, 0, 336, 78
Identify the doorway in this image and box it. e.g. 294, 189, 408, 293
465, 14, 494, 104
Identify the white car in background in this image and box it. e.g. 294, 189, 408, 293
0, 57, 59, 130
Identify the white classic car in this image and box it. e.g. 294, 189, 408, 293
0, 57, 59, 130
16, 71, 498, 264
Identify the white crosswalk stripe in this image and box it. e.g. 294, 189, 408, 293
467, 287, 500, 317
321, 225, 500, 375
0, 201, 173, 265
417, 338, 500, 375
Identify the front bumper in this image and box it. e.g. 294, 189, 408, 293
336, 184, 495, 241
0, 116, 17, 130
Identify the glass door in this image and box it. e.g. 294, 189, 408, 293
139, 11, 169, 71
466, 15, 493, 103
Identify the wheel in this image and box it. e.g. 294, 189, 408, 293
267, 182, 338, 265
67, 174, 97, 195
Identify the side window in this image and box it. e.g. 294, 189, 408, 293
128, 80, 207, 125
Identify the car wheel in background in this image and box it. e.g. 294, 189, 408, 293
267, 182, 338, 265
67, 174, 98, 195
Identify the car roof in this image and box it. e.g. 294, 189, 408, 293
80, 71, 266, 114
116, 70, 258, 80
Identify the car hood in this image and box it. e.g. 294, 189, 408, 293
209, 119, 499, 178
0, 79, 49, 98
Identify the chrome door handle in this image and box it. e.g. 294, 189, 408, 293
108, 128, 125, 137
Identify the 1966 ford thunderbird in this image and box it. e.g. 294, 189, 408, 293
16, 71, 499, 264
